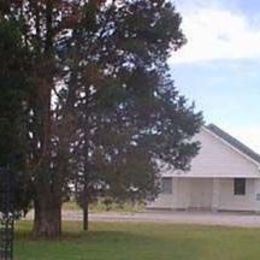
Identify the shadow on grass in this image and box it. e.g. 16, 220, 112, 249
14, 220, 157, 244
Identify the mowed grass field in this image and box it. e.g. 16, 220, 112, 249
15, 221, 260, 260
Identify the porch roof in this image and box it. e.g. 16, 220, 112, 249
161, 172, 260, 178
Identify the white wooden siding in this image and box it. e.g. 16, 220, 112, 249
162, 129, 260, 178
218, 178, 255, 211
148, 127, 260, 211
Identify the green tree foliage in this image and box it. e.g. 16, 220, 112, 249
73, 74, 202, 223
59, 1, 203, 229
0, 19, 33, 216
0, 0, 203, 238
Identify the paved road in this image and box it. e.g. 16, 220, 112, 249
26, 210, 260, 227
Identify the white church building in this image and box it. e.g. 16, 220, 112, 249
148, 124, 260, 212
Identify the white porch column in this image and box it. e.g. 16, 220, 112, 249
173, 177, 178, 209
186, 179, 192, 210
254, 178, 260, 213
212, 178, 220, 212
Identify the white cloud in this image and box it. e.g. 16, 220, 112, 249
170, 3, 260, 63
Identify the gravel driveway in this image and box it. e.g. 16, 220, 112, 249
26, 210, 260, 227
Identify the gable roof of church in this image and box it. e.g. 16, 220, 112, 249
206, 124, 260, 164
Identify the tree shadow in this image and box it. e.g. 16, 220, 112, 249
14, 221, 157, 244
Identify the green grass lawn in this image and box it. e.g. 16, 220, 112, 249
15, 221, 260, 260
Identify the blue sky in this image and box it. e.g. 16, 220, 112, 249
170, 0, 260, 152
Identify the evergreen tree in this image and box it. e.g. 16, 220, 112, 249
60, 1, 202, 230
0, 18, 33, 216
1, 0, 203, 238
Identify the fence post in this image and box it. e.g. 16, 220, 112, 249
0, 168, 14, 260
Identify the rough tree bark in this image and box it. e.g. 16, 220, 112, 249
32, 0, 63, 238
33, 192, 62, 238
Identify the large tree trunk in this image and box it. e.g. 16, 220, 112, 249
32, 0, 59, 238
82, 81, 90, 231
82, 183, 89, 231
83, 206, 89, 231
33, 196, 62, 238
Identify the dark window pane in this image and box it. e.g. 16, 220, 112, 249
234, 178, 246, 195
161, 177, 172, 194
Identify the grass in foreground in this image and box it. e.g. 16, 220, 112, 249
15, 221, 260, 260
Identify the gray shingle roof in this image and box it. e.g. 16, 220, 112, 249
207, 124, 260, 164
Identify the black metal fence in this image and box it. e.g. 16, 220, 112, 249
0, 168, 14, 260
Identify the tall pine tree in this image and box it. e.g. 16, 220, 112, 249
0, 17, 33, 217
1, 0, 203, 238
60, 1, 202, 230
